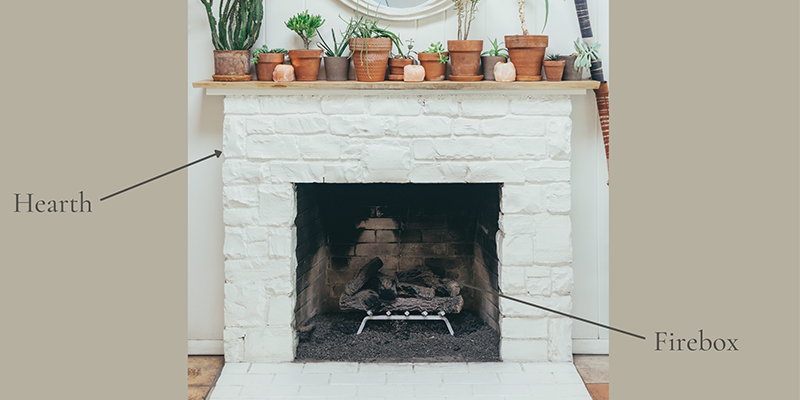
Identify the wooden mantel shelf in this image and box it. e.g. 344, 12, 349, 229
192, 79, 600, 96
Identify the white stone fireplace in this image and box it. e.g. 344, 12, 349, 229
205, 84, 587, 364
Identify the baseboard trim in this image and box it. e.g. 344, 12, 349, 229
188, 339, 224, 355
572, 339, 609, 354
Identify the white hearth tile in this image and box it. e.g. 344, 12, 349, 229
357, 363, 414, 373
357, 384, 415, 398
413, 383, 474, 397
215, 373, 275, 386
442, 372, 500, 384
298, 384, 357, 398
273, 373, 331, 385
497, 372, 556, 385
329, 372, 387, 385
552, 371, 585, 384
466, 362, 524, 373
302, 362, 360, 374
249, 363, 305, 373
386, 372, 443, 385
520, 363, 576, 373
222, 362, 251, 374
528, 383, 589, 397
412, 362, 469, 373
235, 384, 300, 398
207, 385, 243, 398
472, 383, 532, 397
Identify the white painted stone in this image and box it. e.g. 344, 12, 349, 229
481, 117, 546, 137
551, 266, 574, 295
509, 96, 572, 116
500, 265, 526, 294
258, 184, 295, 227
452, 118, 482, 136
423, 97, 459, 116
297, 135, 343, 160
341, 141, 364, 160
525, 265, 552, 278
500, 184, 544, 214
526, 277, 552, 296
223, 116, 247, 158
245, 226, 268, 242
493, 137, 547, 160
224, 227, 247, 259
396, 116, 451, 137
269, 162, 325, 183
245, 116, 276, 134
433, 138, 493, 160
246, 135, 299, 160
260, 95, 320, 114
274, 115, 327, 135
267, 227, 293, 260
533, 215, 572, 264
412, 139, 436, 160
321, 96, 367, 114
224, 282, 269, 328
545, 182, 571, 213
329, 115, 388, 137
323, 163, 364, 183
500, 339, 548, 362
370, 97, 423, 115
365, 168, 410, 182
548, 318, 573, 362
224, 185, 259, 208
267, 295, 294, 326
499, 214, 536, 235
265, 274, 294, 297
243, 327, 295, 362
467, 162, 525, 183
461, 97, 509, 117
223, 328, 246, 362
365, 144, 411, 171
223, 159, 262, 186
500, 233, 534, 267
224, 96, 260, 114
546, 118, 572, 160
502, 317, 548, 339
245, 241, 268, 258
409, 163, 468, 182
224, 208, 258, 227
525, 166, 571, 183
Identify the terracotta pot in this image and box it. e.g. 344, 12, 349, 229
324, 57, 350, 81
543, 60, 566, 82
255, 53, 285, 81
213, 50, 251, 79
559, 54, 583, 81
504, 35, 548, 81
447, 40, 483, 77
288, 49, 323, 81
388, 58, 413, 81
349, 38, 393, 82
417, 52, 448, 81
481, 55, 507, 81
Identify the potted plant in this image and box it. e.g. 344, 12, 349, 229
417, 42, 449, 81
573, 38, 601, 80
559, 53, 581, 80
388, 38, 417, 81
318, 26, 354, 81
286, 10, 325, 81
447, 0, 484, 80
199, 0, 263, 81
505, 0, 549, 81
251, 46, 288, 81
346, 11, 399, 82
481, 38, 508, 81
543, 53, 565, 81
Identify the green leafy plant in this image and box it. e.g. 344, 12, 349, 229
199, 0, 263, 50
285, 10, 325, 49
251, 45, 289, 64
317, 26, 354, 57
343, 9, 406, 77
393, 38, 417, 60
420, 42, 449, 65
517, 0, 550, 35
452, 0, 482, 40
546, 53, 560, 61
481, 38, 508, 57
574, 38, 601, 71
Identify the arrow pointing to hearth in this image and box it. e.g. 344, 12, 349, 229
100, 150, 222, 201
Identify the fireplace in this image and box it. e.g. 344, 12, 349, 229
217, 91, 575, 363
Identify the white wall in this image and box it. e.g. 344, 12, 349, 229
187, 0, 609, 354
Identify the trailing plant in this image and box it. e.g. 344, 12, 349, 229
516, 0, 549, 35
574, 38, 601, 71
481, 38, 508, 57
251, 45, 288, 64
452, 0, 482, 40
199, 0, 263, 51
420, 42, 449, 65
285, 10, 325, 49
546, 53, 560, 61
343, 9, 405, 77
317, 26, 355, 57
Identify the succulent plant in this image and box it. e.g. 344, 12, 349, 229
199, 0, 263, 51
251, 46, 289, 64
420, 42, 449, 65
546, 53, 561, 61
285, 10, 325, 50
574, 38, 601, 71
481, 38, 509, 57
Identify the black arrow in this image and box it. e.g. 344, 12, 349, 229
100, 150, 222, 202
460, 282, 646, 340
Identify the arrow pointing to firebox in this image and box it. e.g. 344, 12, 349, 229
100, 150, 222, 202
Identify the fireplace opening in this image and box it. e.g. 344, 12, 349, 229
293, 183, 502, 362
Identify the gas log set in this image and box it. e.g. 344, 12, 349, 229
339, 257, 464, 334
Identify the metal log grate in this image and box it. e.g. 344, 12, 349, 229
356, 310, 454, 336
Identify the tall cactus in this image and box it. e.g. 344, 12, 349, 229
199, 0, 263, 50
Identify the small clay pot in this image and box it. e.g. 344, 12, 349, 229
288, 49, 323, 81
324, 56, 350, 81
447, 40, 483, 77
417, 52, 448, 81
349, 38, 393, 82
481, 55, 507, 81
559, 54, 583, 81
388, 58, 413, 81
504, 35, 548, 81
543, 59, 566, 82
255, 53, 285, 81
213, 50, 251, 79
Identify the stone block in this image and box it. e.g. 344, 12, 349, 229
267, 295, 294, 326
224, 282, 268, 327
321, 96, 367, 115
467, 162, 525, 183
224, 96, 260, 114
409, 163, 468, 183
258, 184, 296, 227
243, 327, 295, 362
500, 295, 571, 318
546, 118, 572, 160
545, 182, 571, 213
412, 139, 436, 160
499, 214, 536, 234
493, 137, 548, 160
269, 162, 325, 183
509, 96, 572, 116
461, 97, 509, 117
365, 168, 410, 182
323, 163, 364, 183
500, 266, 526, 294
329, 115, 387, 137
533, 215, 572, 264
267, 227, 294, 260
297, 135, 343, 160
223, 208, 258, 227
245, 116, 276, 134
525, 166, 571, 183
501, 184, 544, 214
222, 159, 262, 186
396, 116, 451, 137
481, 117, 545, 137
423, 97, 459, 117
369, 97, 423, 115
223, 116, 247, 158
246, 135, 299, 160
245, 241, 268, 258
223, 328, 246, 362
223, 227, 246, 259
260, 95, 320, 114
365, 144, 411, 171
502, 317, 548, 339
245, 226, 268, 242
452, 118, 482, 136
551, 266, 574, 295
223, 185, 259, 208
500, 234, 534, 267
525, 277, 552, 296
548, 318, 573, 362
434, 138, 493, 160
275, 115, 327, 135
500, 339, 548, 362
525, 265, 552, 278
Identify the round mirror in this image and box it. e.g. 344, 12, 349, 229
336, 0, 451, 21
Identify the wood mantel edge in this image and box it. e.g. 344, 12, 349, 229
192, 80, 600, 93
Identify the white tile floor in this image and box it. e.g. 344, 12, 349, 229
208, 362, 592, 400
